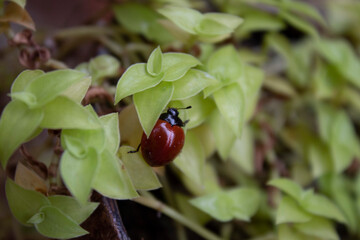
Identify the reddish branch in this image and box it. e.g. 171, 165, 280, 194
9, 29, 51, 69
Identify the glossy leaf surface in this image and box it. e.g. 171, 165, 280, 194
119, 146, 161, 190
35, 206, 88, 239
5, 179, 50, 226
174, 131, 205, 186
134, 81, 174, 137
48, 195, 99, 224
40, 96, 101, 129
0, 100, 43, 167
60, 149, 98, 204
190, 188, 260, 222
92, 150, 138, 199
115, 63, 163, 103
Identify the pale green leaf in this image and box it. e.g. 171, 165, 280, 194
60, 149, 98, 204
10, 91, 37, 107
176, 94, 215, 129
115, 63, 163, 103
307, 139, 332, 178
316, 103, 360, 172
40, 96, 101, 129
157, 6, 202, 34
35, 206, 88, 239
242, 64, 264, 120
24, 69, 87, 107
268, 178, 303, 201
320, 175, 358, 232
11, 70, 44, 94
316, 103, 335, 141
229, 125, 254, 174
203, 13, 243, 30
75, 62, 89, 74
206, 45, 243, 86
62, 134, 89, 159
294, 217, 339, 240
113, 3, 157, 33
192, 123, 216, 160
191, 191, 231, 221
174, 131, 205, 186
213, 83, 245, 138
62, 128, 105, 154
209, 109, 236, 160
317, 38, 360, 88
276, 196, 312, 225
228, 188, 260, 221
61, 76, 91, 103
147, 46, 163, 76
5, 179, 50, 226
119, 146, 161, 190
279, 10, 319, 38
265, 33, 311, 87
27, 212, 44, 224
113, 3, 173, 44
190, 187, 260, 222
175, 193, 211, 225
195, 18, 233, 36
300, 191, 347, 223
334, 191, 358, 232
89, 55, 120, 83
312, 60, 340, 99
48, 195, 99, 224
92, 150, 138, 199
0, 100, 43, 167
282, 0, 326, 26
235, 12, 284, 38
181, 163, 220, 196
330, 111, 360, 172
162, 53, 201, 82
278, 224, 312, 240
172, 69, 217, 100
263, 76, 297, 98
134, 81, 174, 137
100, 113, 120, 154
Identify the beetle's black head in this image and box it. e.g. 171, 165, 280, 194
168, 108, 179, 117
160, 106, 191, 127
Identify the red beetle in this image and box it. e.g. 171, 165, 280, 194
130, 106, 191, 167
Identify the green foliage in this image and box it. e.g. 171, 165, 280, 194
88, 55, 121, 84
6, 179, 97, 239
190, 187, 260, 222
60, 111, 138, 203
269, 178, 347, 240
0, 69, 94, 167
158, 5, 242, 43
2, 1, 360, 239
115, 46, 214, 136
113, 3, 174, 44
119, 146, 162, 190
173, 131, 205, 186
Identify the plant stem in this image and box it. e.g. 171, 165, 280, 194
45, 59, 68, 69
54, 26, 115, 39
159, 175, 187, 240
133, 194, 222, 240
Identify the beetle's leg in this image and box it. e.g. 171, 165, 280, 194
128, 143, 141, 153
183, 119, 190, 126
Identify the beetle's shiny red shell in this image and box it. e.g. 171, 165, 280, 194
141, 119, 185, 167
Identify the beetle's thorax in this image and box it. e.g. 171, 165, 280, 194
160, 108, 185, 127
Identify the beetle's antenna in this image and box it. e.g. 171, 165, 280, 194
176, 106, 192, 110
